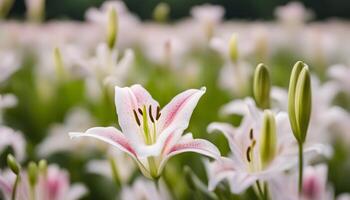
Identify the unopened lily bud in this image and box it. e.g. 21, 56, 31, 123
153, 2, 170, 23
288, 61, 312, 143
229, 34, 238, 63
253, 63, 271, 109
28, 161, 38, 186
0, 0, 14, 18
38, 159, 47, 175
107, 8, 118, 49
259, 110, 276, 168
7, 154, 20, 175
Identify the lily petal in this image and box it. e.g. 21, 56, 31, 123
69, 127, 136, 158
157, 87, 206, 134
158, 133, 220, 174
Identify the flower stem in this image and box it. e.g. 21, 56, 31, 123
298, 142, 304, 195
108, 157, 121, 191
11, 175, 20, 200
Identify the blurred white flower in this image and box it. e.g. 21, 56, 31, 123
70, 84, 220, 179
328, 64, 350, 95
120, 178, 171, 200
0, 164, 87, 200
275, 2, 313, 25
190, 4, 224, 39
0, 126, 26, 162
85, 0, 140, 49
0, 50, 20, 83
37, 108, 103, 157
86, 147, 135, 183
206, 98, 324, 193
270, 164, 349, 200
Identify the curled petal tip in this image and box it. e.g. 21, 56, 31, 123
200, 86, 207, 92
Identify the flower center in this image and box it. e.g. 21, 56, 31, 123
133, 105, 161, 145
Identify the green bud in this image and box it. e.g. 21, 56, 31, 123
253, 63, 271, 109
7, 154, 20, 175
152, 2, 170, 23
288, 61, 312, 143
38, 159, 47, 175
259, 110, 277, 168
28, 161, 38, 186
229, 34, 239, 64
295, 67, 312, 143
107, 8, 118, 49
0, 0, 14, 18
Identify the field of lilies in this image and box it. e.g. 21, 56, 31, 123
0, 1, 350, 200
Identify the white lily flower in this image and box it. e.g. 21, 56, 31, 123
69, 84, 220, 179
86, 147, 135, 183
79, 43, 134, 101
206, 98, 323, 193
37, 108, 103, 157
120, 178, 171, 200
0, 164, 87, 200
0, 126, 26, 162
269, 164, 349, 200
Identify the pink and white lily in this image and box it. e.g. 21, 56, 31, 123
0, 164, 87, 200
69, 84, 220, 179
206, 98, 324, 194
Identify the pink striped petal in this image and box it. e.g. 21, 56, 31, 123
69, 127, 136, 158
157, 87, 206, 134
158, 133, 220, 174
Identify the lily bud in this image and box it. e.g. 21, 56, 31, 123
0, 0, 14, 18
253, 63, 271, 109
107, 7, 118, 49
38, 159, 47, 175
7, 154, 20, 175
153, 2, 170, 23
259, 110, 277, 168
288, 61, 312, 143
228, 34, 238, 64
28, 161, 38, 186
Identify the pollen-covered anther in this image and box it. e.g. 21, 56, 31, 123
138, 108, 143, 115
249, 129, 254, 140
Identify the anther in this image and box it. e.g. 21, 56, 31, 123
138, 108, 143, 115
249, 129, 254, 140
252, 140, 256, 147
246, 147, 251, 162
156, 106, 161, 120
149, 105, 155, 123
133, 110, 141, 126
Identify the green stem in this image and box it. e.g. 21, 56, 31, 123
255, 181, 265, 200
11, 175, 20, 200
298, 142, 304, 195
109, 157, 121, 191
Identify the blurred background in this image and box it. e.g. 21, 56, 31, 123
7, 0, 350, 21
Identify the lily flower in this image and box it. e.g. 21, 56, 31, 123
0, 126, 26, 162
206, 98, 323, 193
269, 164, 350, 200
69, 84, 220, 179
0, 164, 87, 200
120, 178, 171, 200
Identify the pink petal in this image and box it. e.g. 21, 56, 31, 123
69, 127, 136, 157
158, 133, 220, 173
157, 87, 206, 133
114, 85, 159, 143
